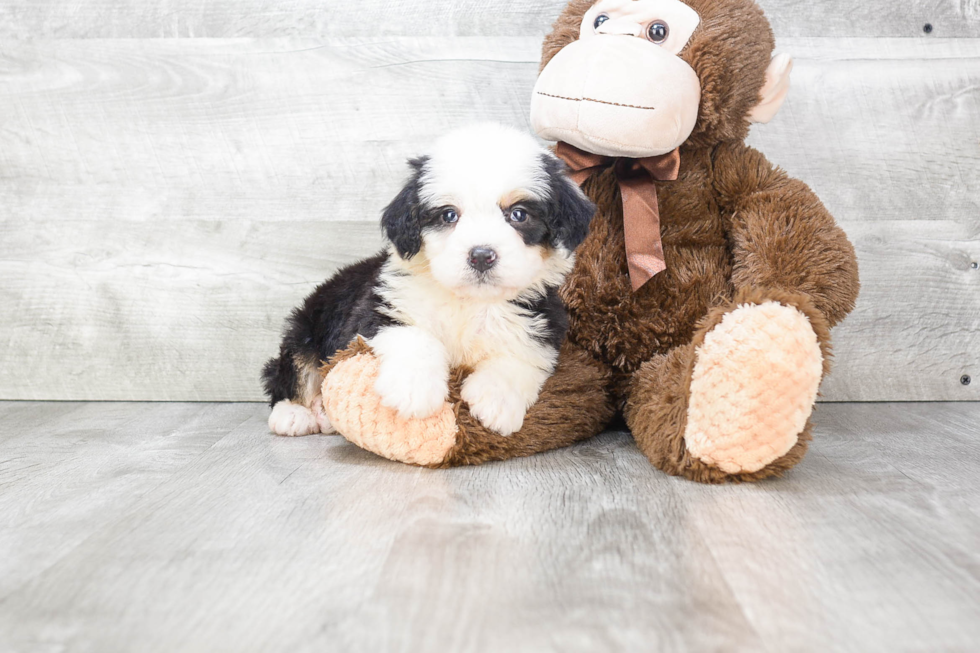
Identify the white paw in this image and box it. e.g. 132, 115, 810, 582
373, 358, 449, 420
268, 400, 320, 437
311, 395, 337, 435
461, 370, 528, 437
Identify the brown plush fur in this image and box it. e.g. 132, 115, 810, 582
562, 142, 859, 378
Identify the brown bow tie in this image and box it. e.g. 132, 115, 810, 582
555, 142, 680, 291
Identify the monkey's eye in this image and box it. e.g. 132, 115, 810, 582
647, 21, 669, 43
593, 14, 610, 30
508, 208, 528, 223
442, 208, 459, 224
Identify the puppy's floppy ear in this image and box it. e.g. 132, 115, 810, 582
541, 153, 595, 251
381, 156, 428, 259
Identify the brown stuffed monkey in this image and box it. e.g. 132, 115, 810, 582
319, 0, 859, 482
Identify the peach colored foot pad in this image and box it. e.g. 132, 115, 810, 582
684, 302, 823, 474
321, 353, 458, 466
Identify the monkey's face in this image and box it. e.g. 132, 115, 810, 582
531, 0, 790, 157
532, 0, 702, 158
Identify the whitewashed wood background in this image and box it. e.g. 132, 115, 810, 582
1, 0, 978, 402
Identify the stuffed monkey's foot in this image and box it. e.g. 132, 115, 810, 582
322, 350, 457, 466
269, 399, 320, 437
684, 301, 823, 474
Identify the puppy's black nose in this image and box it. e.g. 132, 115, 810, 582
468, 247, 498, 272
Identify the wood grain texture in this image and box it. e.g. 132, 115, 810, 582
1, 36, 977, 401
0, 403, 247, 597
0, 221, 384, 401
0, 401, 978, 652
2, 38, 976, 226
0, 0, 978, 38
818, 219, 979, 402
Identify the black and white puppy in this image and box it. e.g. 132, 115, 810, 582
262, 123, 594, 437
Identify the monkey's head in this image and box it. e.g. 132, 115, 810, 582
530, 0, 792, 157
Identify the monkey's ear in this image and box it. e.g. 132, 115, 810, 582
749, 53, 793, 124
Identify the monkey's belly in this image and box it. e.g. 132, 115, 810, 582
564, 243, 733, 373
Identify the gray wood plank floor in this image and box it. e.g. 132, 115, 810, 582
1, 401, 978, 652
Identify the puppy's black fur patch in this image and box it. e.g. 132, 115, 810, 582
507, 154, 595, 250
539, 153, 594, 251
380, 156, 429, 259
504, 204, 550, 247
511, 285, 569, 351
261, 253, 394, 406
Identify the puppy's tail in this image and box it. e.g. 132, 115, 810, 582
261, 347, 299, 408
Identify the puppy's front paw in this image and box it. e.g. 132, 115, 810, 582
373, 359, 449, 420
268, 399, 319, 437
311, 395, 337, 435
461, 370, 528, 437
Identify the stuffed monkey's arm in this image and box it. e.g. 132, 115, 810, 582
321, 338, 615, 467
712, 142, 860, 327
620, 143, 858, 482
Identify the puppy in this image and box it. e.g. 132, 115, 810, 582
262, 123, 594, 437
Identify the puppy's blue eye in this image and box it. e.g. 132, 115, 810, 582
442, 209, 459, 224
594, 14, 610, 30
509, 208, 528, 223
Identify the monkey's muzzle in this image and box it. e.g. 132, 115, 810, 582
531, 35, 701, 158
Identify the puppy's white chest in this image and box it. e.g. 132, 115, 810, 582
377, 258, 553, 370
428, 301, 533, 367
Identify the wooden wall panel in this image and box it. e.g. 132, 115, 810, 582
0, 35, 977, 401
0, 38, 539, 224
0, 220, 383, 401
819, 220, 980, 402
1, 0, 978, 38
